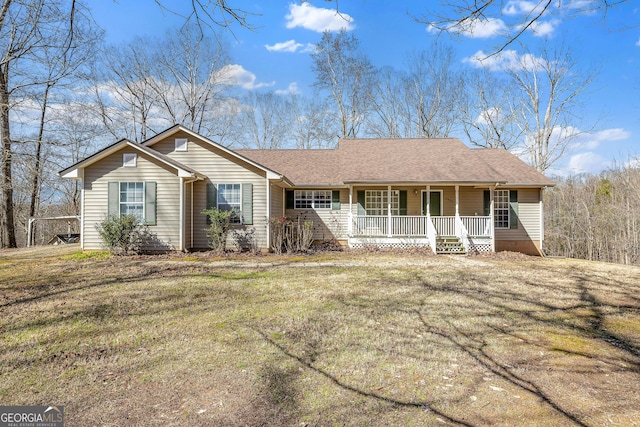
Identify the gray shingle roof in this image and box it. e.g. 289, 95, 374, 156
238, 138, 554, 187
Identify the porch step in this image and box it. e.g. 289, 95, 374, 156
436, 236, 466, 255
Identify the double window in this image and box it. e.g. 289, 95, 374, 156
294, 190, 332, 209
365, 190, 399, 216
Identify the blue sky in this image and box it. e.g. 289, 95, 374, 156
85, 0, 640, 176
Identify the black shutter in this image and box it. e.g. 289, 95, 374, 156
332, 190, 340, 210
483, 190, 491, 216
285, 190, 294, 209
509, 190, 518, 229
357, 191, 366, 215
399, 190, 407, 216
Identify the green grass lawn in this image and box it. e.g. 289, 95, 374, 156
1, 246, 639, 426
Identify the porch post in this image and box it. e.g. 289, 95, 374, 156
490, 186, 496, 252
387, 185, 392, 237
348, 185, 353, 236
455, 185, 460, 237
426, 185, 431, 234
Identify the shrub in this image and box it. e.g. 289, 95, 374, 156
203, 207, 233, 254
96, 214, 150, 255
270, 216, 314, 254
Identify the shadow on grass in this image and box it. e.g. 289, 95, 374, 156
251, 326, 475, 427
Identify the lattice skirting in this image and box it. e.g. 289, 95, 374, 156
467, 238, 493, 253
349, 237, 494, 252
349, 241, 432, 250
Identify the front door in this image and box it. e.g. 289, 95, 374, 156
422, 191, 442, 216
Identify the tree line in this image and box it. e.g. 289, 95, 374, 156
1, 0, 637, 267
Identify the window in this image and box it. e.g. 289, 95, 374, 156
123, 153, 137, 167
365, 190, 399, 216
294, 190, 332, 209
494, 190, 510, 228
175, 138, 188, 152
218, 183, 242, 223
120, 182, 144, 221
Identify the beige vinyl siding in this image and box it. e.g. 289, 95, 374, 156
285, 189, 349, 241
151, 132, 269, 249
270, 182, 284, 218
83, 149, 181, 250
495, 188, 541, 241
458, 187, 486, 216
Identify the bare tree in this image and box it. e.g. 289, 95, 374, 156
508, 46, 595, 173
152, 27, 230, 135
400, 47, 463, 138
460, 68, 522, 149
95, 38, 162, 142
236, 91, 291, 149
0, 0, 91, 248
366, 66, 405, 138
289, 94, 337, 149
97, 29, 230, 142
311, 30, 374, 139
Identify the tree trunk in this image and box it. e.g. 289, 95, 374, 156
0, 66, 16, 248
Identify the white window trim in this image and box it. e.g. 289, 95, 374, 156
294, 190, 332, 210
217, 183, 242, 224
123, 153, 137, 167
120, 181, 145, 220
494, 189, 510, 229
365, 190, 399, 216
175, 138, 188, 152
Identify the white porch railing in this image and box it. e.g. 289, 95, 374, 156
432, 216, 456, 236
353, 215, 431, 237
460, 216, 491, 237
352, 215, 491, 238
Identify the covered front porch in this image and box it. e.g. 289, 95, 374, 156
346, 184, 495, 254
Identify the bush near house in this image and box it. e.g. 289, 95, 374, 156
96, 214, 150, 255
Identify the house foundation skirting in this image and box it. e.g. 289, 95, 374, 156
348, 237, 432, 250
348, 236, 494, 253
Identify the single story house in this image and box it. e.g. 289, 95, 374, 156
59, 124, 555, 255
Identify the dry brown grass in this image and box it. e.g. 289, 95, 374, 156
1, 245, 639, 426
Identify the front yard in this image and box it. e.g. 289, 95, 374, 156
1, 246, 639, 426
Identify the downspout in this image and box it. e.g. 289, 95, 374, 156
540, 187, 545, 256
191, 181, 194, 250
80, 179, 85, 250
179, 177, 185, 251
266, 177, 271, 251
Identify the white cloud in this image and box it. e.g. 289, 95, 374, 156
567, 152, 607, 175
475, 107, 504, 125
636, 37, 640, 47
502, 1, 546, 16
285, 3, 354, 33
275, 82, 301, 96
464, 49, 548, 71
432, 17, 507, 38
526, 18, 561, 37
572, 128, 630, 150
265, 39, 314, 53
215, 64, 274, 90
